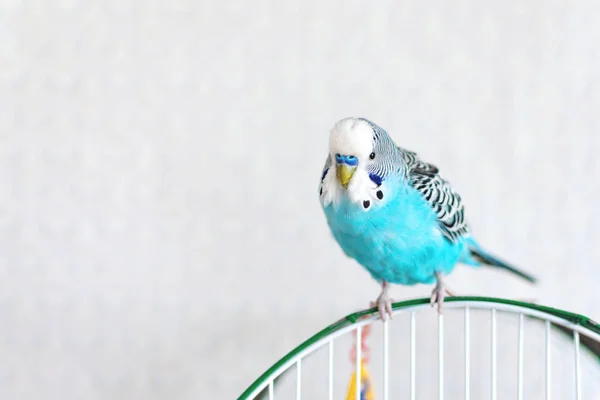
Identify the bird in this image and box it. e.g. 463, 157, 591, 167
318, 117, 537, 320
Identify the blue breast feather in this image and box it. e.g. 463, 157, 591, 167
323, 177, 469, 285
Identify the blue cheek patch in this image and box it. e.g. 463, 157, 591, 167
369, 173, 383, 186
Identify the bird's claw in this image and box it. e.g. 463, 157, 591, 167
430, 280, 454, 314
370, 293, 393, 321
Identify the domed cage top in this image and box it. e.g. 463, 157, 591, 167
238, 297, 600, 400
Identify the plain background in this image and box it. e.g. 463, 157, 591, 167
1, 1, 599, 399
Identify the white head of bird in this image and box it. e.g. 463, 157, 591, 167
321, 117, 395, 209
328, 118, 376, 187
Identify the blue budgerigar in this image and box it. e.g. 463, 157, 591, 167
318, 117, 537, 320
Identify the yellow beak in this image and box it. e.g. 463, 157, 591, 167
336, 164, 356, 187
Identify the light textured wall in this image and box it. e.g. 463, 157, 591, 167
1, 1, 599, 399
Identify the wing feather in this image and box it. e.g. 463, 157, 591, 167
402, 149, 470, 243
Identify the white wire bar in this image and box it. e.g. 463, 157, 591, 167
355, 326, 362, 400
296, 359, 301, 400
410, 311, 416, 400
464, 307, 470, 400
239, 300, 600, 400
491, 308, 497, 400
574, 331, 581, 400
383, 319, 389, 400
438, 314, 444, 400
546, 320, 551, 400
328, 340, 333, 400
518, 313, 524, 400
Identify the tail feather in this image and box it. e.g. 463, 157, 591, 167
469, 245, 537, 284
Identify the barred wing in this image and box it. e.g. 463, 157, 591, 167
403, 150, 470, 243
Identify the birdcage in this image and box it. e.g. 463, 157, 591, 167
237, 297, 600, 400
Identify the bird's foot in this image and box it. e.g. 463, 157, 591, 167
370, 294, 393, 321
430, 274, 454, 314
370, 282, 393, 321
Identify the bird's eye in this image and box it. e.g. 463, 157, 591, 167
369, 152, 375, 160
